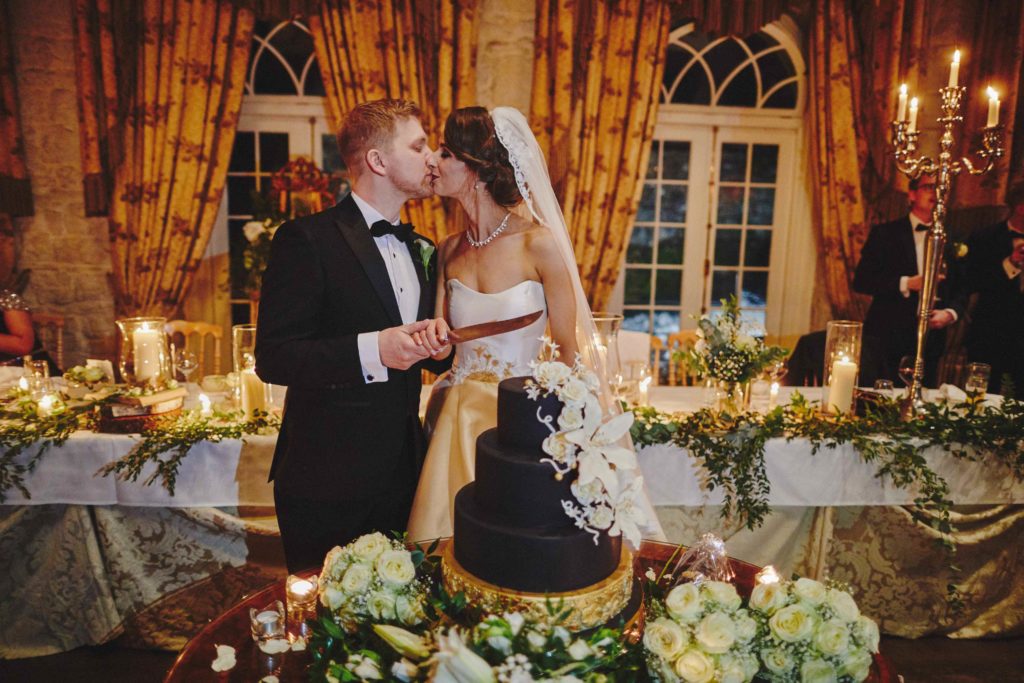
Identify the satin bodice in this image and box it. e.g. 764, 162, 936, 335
447, 278, 547, 383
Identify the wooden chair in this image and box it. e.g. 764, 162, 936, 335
666, 330, 700, 386
164, 320, 223, 376
33, 313, 65, 372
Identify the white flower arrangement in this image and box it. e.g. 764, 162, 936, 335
527, 339, 648, 547
747, 577, 880, 683
644, 580, 759, 683
681, 295, 788, 384
318, 532, 429, 631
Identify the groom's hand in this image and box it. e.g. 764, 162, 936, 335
412, 317, 452, 360
379, 321, 432, 370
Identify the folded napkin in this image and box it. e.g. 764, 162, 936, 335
939, 383, 967, 402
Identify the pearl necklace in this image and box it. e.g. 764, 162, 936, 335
466, 212, 512, 248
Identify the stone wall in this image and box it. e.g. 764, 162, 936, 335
475, 0, 535, 111
10, 0, 117, 368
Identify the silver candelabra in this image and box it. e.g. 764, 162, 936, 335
890, 79, 1004, 418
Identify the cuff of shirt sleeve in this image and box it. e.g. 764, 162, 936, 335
944, 308, 958, 323
899, 275, 910, 297
357, 332, 388, 383
1003, 256, 1022, 279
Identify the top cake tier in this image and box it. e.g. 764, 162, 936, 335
496, 377, 563, 451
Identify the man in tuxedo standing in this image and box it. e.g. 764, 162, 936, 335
964, 181, 1024, 395
853, 174, 965, 385
256, 99, 451, 572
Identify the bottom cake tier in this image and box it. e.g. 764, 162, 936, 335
441, 541, 638, 632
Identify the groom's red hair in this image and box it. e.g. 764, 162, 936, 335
338, 98, 423, 174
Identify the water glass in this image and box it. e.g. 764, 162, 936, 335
964, 362, 991, 399
873, 379, 895, 399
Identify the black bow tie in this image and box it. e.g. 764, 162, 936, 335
914, 223, 931, 232
370, 219, 413, 242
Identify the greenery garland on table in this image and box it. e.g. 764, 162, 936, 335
631, 392, 1024, 607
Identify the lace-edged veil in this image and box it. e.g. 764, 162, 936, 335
490, 107, 613, 407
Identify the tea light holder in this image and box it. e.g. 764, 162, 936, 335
249, 600, 286, 645
286, 573, 319, 622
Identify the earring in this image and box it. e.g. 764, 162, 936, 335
474, 181, 480, 190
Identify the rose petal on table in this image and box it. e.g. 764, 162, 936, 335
260, 677, 280, 683
210, 643, 237, 671
258, 638, 291, 654
291, 638, 307, 651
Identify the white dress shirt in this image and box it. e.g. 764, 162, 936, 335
899, 213, 956, 321
351, 192, 421, 383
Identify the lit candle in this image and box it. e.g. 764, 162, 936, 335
986, 86, 1000, 127
769, 381, 780, 409
241, 367, 268, 419
132, 325, 162, 383
908, 97, 919, 133
948, 50, 960, 88
37, 393, 56, 417
756, 565, 780, 585
198, 392, 212, 416
827, 354, 858, 414
18, 376, 28, 392
897, 83, 908, 121
638, 375, 652, 406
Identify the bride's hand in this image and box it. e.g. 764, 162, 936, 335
413, 317, 452, 359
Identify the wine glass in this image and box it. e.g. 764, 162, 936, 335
964, 362, 991, 400
873, 379, 895, 399
897, 355, 916, 394
175, 349, 199, 384
766, 359, 787, 384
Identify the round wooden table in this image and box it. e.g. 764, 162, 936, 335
165, 540, 898, 682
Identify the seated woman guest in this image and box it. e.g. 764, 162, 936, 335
0, 289, 58, 373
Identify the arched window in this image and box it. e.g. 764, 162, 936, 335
613, 19, 813, 349
245, 20, 326, 96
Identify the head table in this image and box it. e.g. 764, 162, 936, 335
1, 385, 1022, 658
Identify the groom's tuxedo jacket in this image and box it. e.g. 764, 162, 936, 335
255, 194, 449, 501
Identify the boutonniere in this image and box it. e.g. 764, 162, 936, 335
413, 238, 435, 281
945, 240, 969, 260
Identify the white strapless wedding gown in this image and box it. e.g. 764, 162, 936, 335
407, 279, 547, 542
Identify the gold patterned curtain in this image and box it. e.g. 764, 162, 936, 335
530, 0, 670, 310
105, 0, 254, 316
676, 0, 792, 37
0, 0, 32, 282
307, 0, 478, 242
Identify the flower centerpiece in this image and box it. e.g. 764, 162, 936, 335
747, 575, 879, 683
679, 295, 788, 413
240, 157, 343, 297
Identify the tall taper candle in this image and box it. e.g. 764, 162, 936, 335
948, 50, 960, 88
897, 83, 908, 121
987, 87, 1000, 127
908, 97, 919, 133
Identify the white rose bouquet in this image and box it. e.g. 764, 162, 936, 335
643, 580, 759, 683
680, 295, 787, 384
319, 532, 429, 632
747, 577, 879, 683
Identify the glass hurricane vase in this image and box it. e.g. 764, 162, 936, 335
116, 317, 172, 388
714, 379, 751, 414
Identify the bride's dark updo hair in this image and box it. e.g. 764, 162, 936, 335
443, 107, 522, 208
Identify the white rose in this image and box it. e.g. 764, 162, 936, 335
733, 612, 757, 642
395, 594, 423, 626
739, 653, 759, 680
341, 563, 372, 595
840, 649, 873, 682
557, 406, 585, 430
559, 378, 590, 404
376, 549, 416, 587
749, 582, 787, 615
367, 592, 396, 620
527, 630, 547, 652
650, 657, 682, 683
535, 361, 572, 388
814, 619, 851, 657
760, 647, 793, 675
643, 617, 687, 661
672, 648, 715, 683
702, 581, 742, 612
323, 586, 345, 610
716, 654, 748, 683
665, 584, 702, 623
243, 220, 265, 243
769, 603, 817, 643
542, 433, 574, 462
588, 505, 614, 530
793, 577, 827, 605
855, 615, 880, 652
351, 532, 391, 561
695, 612, 736, 654
826, 588, 860, 622
568, 639, 593, 660
799, 658, 837, 683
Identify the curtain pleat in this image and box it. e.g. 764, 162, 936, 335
530, 0, 670, 310
106, 0, 253, 316
308, 0, 477, 243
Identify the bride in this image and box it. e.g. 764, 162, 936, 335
406, 106, 658, 543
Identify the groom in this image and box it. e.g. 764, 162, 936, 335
256, 98, 451, 572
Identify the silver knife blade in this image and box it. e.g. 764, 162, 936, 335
446, 310, 544, 344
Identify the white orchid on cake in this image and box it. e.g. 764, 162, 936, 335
527, 339, 648, 547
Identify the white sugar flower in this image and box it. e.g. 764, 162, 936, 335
557, 405, 584, 430
534, 361, 572, 388
587, 504, 614, 530
559, 378, 589, 405
542, 433, 574, 462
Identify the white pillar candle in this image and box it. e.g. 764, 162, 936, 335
37, 394, 56, 417
908, 97, 919, 133
948, 50, 960, 88
827, 355, 858, 414
769, 381, 780, 409
897, 83, 908, 121
133, 326, 162, 383
241, 367, 268, 418
986, 87, 1000, 127
198, 392, 212, 417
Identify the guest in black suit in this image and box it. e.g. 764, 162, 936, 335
852, 174, 965, 386
255, 99, 452, 572
964, 180, 1024, 395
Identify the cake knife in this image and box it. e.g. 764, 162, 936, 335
444, 310, 544, 344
